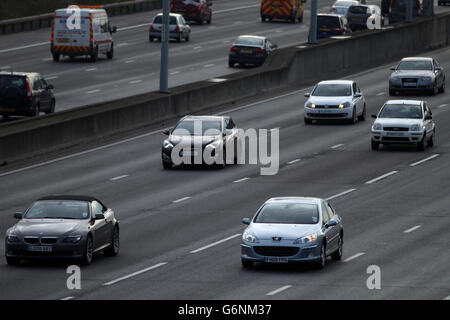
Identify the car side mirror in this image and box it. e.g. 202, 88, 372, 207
94, 213, 105, 220
354, 93, 362, 98
304, 93, 310, 98
14, 212, 23, 219
389, 66, 396, 71
326, 220, 337, 228
371, 114, 377, 119
242, 218, 251, 225
425, 115, 432, 120
47, 84, 54, 90
162, 129, 170, 135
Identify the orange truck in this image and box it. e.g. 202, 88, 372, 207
260, 0, 306, 23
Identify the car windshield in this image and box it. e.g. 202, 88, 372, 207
172, 119, 222, 136
317, 16, 340, 27
153, 16, 177, 24
312, 83, 352, 96
335, 1, 356, 7
24, 200, 90, 220
397, 60, 433, 71
378, 104, 423, 119
254, 203, 319, 224
348, 5, 369, 14
235, 37, 264, 47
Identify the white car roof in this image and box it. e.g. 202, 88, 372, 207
238, 35, 266, 40
385, 100, 423, 105
401, 57, 433, 61
155, 13, 183, 18
266, 197, 322, 205
55, 8, 106, 14
318, 80, 354, 85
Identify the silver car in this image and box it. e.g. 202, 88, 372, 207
241, 197, 343, 269
389, 57, 446, 96
149, 13, 191, 42
371, 100, 435, 151
304, 80, 366, 124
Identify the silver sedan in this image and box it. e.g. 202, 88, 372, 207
241, 197, 344, 269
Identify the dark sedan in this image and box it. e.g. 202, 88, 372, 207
317, 14, 351, 39
389, 57, 446, 96
5, 195, 120, 265
228, 35, 277, 68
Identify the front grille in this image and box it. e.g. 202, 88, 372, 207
40, 237, 58, 245
253, 246, 299, 257
402, 78, 418, 83
307, 113, 347, 118
314, 105, 340, 109
23, 237, 39, 244
384, 127, 409, 131
382, 137, 410, 142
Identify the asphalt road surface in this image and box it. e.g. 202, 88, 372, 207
0, 44, 449, 300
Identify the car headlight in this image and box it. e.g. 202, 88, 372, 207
372, 123, 382, 131
63, 235, 82, 244
306, 102, 315, 109
6, 235, 20, 243
410, 124, 423, 132
163, 140, 173, 149
242, 230, 259, 243
391, 76, 400, 82
294, 233, 318, 244
339, 102, 351, 108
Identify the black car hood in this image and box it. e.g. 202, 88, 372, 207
13, 219, 87, 236
169, 135, 218, 146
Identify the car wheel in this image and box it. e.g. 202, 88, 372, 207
298, 13, 303, 23
185, 35, 190, 42
90, 47, 98, 62
46, 99, 55, 114
207, 14, 212, 24
304, 117, 312, 125
349, 107, 358, 124
242, 259, 253, 268
107, 43, 114, 60
104, 226, 120, 256
32, 104, 40, 117
149, 36, 154, 42
431, 82, 438, 96
358, 104, 366, 121
389, 89, 395, 96
6, 257, 21, 265
52, 53, 60, 62
427, 130, 435, 147
216, 149, 226, 169
439, 79, 445, 93
315, 243, 326, 270
228, 60, 235, 68
417, 132, 426, 151
371, 139, 380, 151
162, 161, 173, 169
331, 235, 343, 261
81, 235, 93, 265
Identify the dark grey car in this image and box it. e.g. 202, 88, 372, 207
5, 195, 120, 265
389, 57, 446, 96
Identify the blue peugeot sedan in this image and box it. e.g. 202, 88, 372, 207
241, 197, 344, 270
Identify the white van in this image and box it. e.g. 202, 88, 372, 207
51, 6, 117, 62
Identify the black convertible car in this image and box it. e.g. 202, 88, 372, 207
5, 195, 119, 265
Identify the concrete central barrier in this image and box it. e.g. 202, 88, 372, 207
1, 13, 450, 164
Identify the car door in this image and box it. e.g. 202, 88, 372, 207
326, 202, 340, 252
433, 59, 444, 87
321, 201, 335, 255
39, 78, 52, 112
423, 103, 434, 135
352, 82, 361, 114
224, 117, 239, 163
31, 77, 46, 109
90, 201, 110, 249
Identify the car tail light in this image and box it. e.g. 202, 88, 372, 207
332, 27, 343, 32
198, 5, 201, 9
230, 46, 238, 53
150, 24, 154, 30
254, 48, 264, 54
26, 79, 32, 99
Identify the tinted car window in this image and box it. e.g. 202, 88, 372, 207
153, 16, 178, 24
235, 37, 264, 47
0, 75, 26, 90
312, 83, 352, 96
378, 104, 423, 119
172, 119, 222, 136
397, 60, 433, 71
24, 200, 90, 220
317, 16, 340, 28
348, 5, 369, 14
254, 203, 319, 224
91, 201, 104, 218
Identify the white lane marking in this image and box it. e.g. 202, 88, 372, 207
287, 159, 301, 165
326, 188, 357, 201
170, 71, 180, 75
129, 80, 143, 84
61, 296, 75, 300
45, 76, 58, 80
214, 4, 259, 14
410, 154, 440, 167
117, 23, 151, 32
376, 92, 385, 96
110, 174, 129, 181
404, 225, 421, 233
233, 177, 249, 183
193, 46, 202, 50
103, 262, 167, 286
86, 89, 101, 94
437, 104, 448, 109
190, 234, 242, 254
173, 196, 191, 204
266, 285, 292, 296
116, 43, 129, 47
203, 64, 215, 68
0, 42, 48, 54
223, 40, 231, 43
343, 252, 365, 262
0, 66, 11, 70
365, 171, 398, 185
0, 89, 308, 178
42, 58, 53, 62
86, 68, 97, 72
125, 60, 135, 64
331, 143, 344, 149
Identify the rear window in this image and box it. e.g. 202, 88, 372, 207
235, 37, 264, 47
0, 75, 27, 90
348, 5, 369, 14
317, 16, 340, 27
153, 16, 178, 24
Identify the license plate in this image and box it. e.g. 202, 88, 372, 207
352, 17, 363, 22
319, 28, 330, 31
0, 107, 15, 112
264, 257, 288, 263
241, 49, 252, 54
28, 245, 53, 252
386, 132, 404, 137
403, 82, 417, 87
57, 39, 69, 43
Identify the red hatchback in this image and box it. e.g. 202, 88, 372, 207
171, 0, 212, 24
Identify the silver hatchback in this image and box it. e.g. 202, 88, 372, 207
149, 13, 191, 42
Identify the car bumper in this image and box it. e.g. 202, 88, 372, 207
5, 242, 84, 260
149, 31, 183, 39
304, 107, 353, 120
161, 146, 221, 165
229, 54, 265, 66
0, 103, 33, 116
389, 80, 434, 92
241, 242, 322, 263
371, 130, 424, 144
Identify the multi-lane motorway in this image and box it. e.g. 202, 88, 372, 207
0, 0, 449, 115
0, 34, 449, 299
